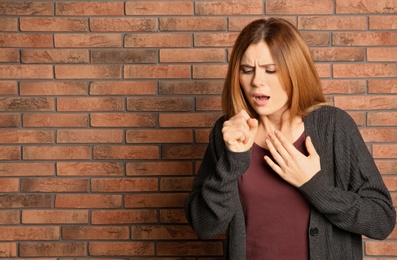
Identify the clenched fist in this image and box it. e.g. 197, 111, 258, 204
222, 110, 258, 153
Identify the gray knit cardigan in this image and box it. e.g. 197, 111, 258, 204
185, 106, 396, 260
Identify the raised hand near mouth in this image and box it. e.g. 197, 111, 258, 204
222, 110, 259, 153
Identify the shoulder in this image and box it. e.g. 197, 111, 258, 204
306, 105, 355, 126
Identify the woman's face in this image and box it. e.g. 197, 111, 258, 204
239, 41, 289, 119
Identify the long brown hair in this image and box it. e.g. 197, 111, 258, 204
222, 18, 326, 120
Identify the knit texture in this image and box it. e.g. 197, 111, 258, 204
184, 105, 395, 260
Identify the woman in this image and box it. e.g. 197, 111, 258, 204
184, 18, 395, 260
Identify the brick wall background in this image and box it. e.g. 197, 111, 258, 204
0, 0, 396, 258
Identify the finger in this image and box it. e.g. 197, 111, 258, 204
268, 132, 291, 161
247, 118, 258, 135
305, 136, 318, 157
274, 130, 299, 157
264, 155, 283, 175
265, 138, 286, 167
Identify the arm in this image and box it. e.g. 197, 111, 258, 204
300, 108, 396, 239
184, 117, 251, 239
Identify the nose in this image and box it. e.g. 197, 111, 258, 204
251, 68, 266, 88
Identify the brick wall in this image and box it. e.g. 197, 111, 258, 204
0, 0, 396, 258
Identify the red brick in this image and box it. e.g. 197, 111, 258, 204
124, 65, 190, 79
335, 96, 397, 110
160, 209, 187, 224
229, 16, 296, 31
91, 50, 156, 64
56, 2, 124, 16
0, 242, 16, 257
91, 178, 158, 192
298, 16, 366, 30
20, 18, 88, 32
93, 146, 159, 160
159, 113, 221, 127
91, 18, 157, 32
368, 80, 397, 93
333, 64, 397, 78
193, 65, 228, 79
373, 145, 397, 159
347, 112, 365, 126
195, 129, 212, 143
0, 130, 53, 144
360, 128, 397, 143
370, 16, 397, 29
159, 80, 223, 95
336, 0, 397, 14
160, 177, 193, 192
0, 81, 17, 95
127, 97, 193, 111
301, 32, 330, 46
0, 162, 53, 176
315, 64, 331, 78
160, 49, 225, 63
22, 210, 88, 224
131, 225, 197, 240
126, 2, 193, 15
90, 113, 156, 127
0, 226, 59, 240
0, 97, 55, 111
21, 49, 89, 64
160, 17, 226, 31
333, 32, 397, 46
124, 193, 187, 208
126, 161, 193, 176
20, 81, 87, 95
23, 114, 88, 128
0, 194, 51, 208
0, 2, 53, 15
367, 48, 397, 62
57, 129, 123, 143
91, 210, 157, 224
196, 97, 222, 111
0, 178, 18, 192
88, 242, 154, 256
157, 241, 223, 256
0, 210, 19, 224
90, 81, 156, 95
21, 178, 89, 192
194, 32, 238, 47
55, 194, 122, 209
124, 33, 191, 48
368, 112, 397, 126
19, 242, 86, 257
266, 0, 333, 14
0, 48, 18, 62
195, 1, 262, 15
365, 241, 397, 256
55, 65, 122, 79
0, 34, 52, 47
321, 80, 366, 94
384, 177, 397, 191
0, 146, 20, 160
54, 34, 122, 48
310, 47, 364, 62
62, 226, 129, 240
0, 114, 20, 127
57, 162, 123, 177
376, 160, 397, 175
23, 146, 91, 160
126, 129, 192, 144
0, 65, 52, 79
57, 97, 124, 111
162, 145, 207, 160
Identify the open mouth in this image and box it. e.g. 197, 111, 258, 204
254, 94, 270, 101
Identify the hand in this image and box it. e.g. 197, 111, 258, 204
222, 110, 258, 153
264, 130, 321, 187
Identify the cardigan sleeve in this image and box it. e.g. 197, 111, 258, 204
300, 107, 396, 240
184, 117, 251, 239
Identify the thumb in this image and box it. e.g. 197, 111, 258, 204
247, 118, 259, 136
305, 136, 318, 156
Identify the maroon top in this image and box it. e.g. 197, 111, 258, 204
238, 132, 310, 260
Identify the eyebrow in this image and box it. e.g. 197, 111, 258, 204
240, 63, 276, 67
